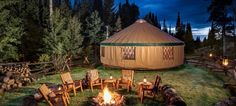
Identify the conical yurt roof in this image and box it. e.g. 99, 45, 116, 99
101, 19, 184, 46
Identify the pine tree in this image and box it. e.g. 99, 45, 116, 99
162, 18, 168, 33
93, 0, 103, 15
176, 12, 181, 31
202, 37, 207, 47
208, 0, 233, 56
144, 12, 160, 28
43, 8, 68, 56
43, 8, 83, 71
184, 23, 195, 53
85, 11, 104, 63
86, 11, 104, 45
206, 23, 217, 47
195, 36, 201, 49
175, 12, 185, 41
103, 0, 114, 25
66, 16, 84, 56
0, 0, 24, 62
119, 0, 139, 28
114, 16, 122, 32
168, 25, 172, 35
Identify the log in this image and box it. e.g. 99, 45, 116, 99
17, 83, 22, 88
13, 84, 18, 88
6, 72, 13, 77
160, 85, 186, 106
6, 85, 11, 90
3, 77, 9, 83
1, 83, 7, 89
0, 89, 4, 94
7, 79, 15, 85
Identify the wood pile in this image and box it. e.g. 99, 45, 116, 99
215, 97, 236, 106
160, 85, 186, 106
0, 63, 34, 93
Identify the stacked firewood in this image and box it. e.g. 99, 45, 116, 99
160, 85, 186, 106
215, 97, 236, 106
0, 63, 34, 93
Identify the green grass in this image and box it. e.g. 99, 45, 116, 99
0, 64, 230, 106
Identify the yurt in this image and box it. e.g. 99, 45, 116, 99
100, 19, 185, 70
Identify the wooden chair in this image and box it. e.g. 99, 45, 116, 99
140, 75, 161, 103
116, 70, 134, 92
38, 84, 68, 106
87, 69, 103, 92
60, 72, 83, 96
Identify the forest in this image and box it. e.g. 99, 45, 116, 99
0, 0, 235, 67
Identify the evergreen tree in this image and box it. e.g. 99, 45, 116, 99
86, 11, 104, 45
162, 18, 168, 33
144, 12, 161, 28
43, 9, 69, 56
18, 0, 47, 61
103, 0, 116, 36
208, 0, 233, 56
93, 0, 103, 16
66, 16, 84, 56
175, 12, 185, 41
176, 12, 181, 31
103, 0, 114, 25
0, 0, 24, 62
195, 36, 201, 49
206, 23, 217, 46
202, 37, 207, 47
184, 23, 195, 53
119, 0, 139, 28
114, 16, 122, 32
85, 11, 104, 63
168, 25, 172, 35
43, 8, 83, 70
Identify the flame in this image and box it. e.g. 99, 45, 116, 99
143, 78, 147, 83
209, 53, 213, 57
223, 59, 229, 66
103, 87, 112, 104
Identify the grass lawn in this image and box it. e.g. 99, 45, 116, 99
0, 64, 230, 106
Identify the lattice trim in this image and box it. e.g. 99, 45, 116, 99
121, 47, 136, 60
163, 47, 174, 60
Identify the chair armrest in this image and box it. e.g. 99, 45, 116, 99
63, 82, 74, 86
74, 80, 82, 84
74, 80, 81, 82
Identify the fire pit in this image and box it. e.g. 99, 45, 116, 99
92, 87, 124, 106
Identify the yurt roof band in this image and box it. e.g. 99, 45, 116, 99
100, 42, 184, 46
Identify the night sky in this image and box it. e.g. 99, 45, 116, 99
114, 0, 212, 40
69, 0, 236, 40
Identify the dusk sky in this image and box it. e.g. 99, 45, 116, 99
114, 0, 212, 39
69, 0, 236, 40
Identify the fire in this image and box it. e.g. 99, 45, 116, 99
103, 87, 112, 104
222, 59, 229, 66
93, 86, 124, 105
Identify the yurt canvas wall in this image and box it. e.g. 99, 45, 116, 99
100, 19, 185, 70
100, 44, 184, 70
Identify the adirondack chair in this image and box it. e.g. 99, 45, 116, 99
60, 72, 83, 96
87, 69, 103, 92
140, 75, 161, 103
116, 70, 134, 92
38, 84, 68, 106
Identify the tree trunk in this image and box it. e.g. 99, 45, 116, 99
49, 0, 53, 27
222, 21, 226, 57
